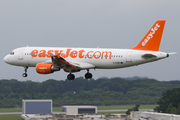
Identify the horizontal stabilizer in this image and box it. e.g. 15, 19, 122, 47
142, 54, 157, 59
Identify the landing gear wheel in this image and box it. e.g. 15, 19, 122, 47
22, 73, 28, 77
67, 74, 75, 80
85, 73, 92, 79
22, 66, 28, 77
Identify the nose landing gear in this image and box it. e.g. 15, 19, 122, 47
22, 66, 28, 77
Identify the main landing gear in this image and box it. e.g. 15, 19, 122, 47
85, 70, 92, 79
67, 73, 75, 80
67, 69, 93, 80
22, 66, 28, 77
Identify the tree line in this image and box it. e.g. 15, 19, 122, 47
0, 77, 179, 108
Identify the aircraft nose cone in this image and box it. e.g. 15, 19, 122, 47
3, 55, 10, 64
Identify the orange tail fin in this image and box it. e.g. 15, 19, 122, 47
132, 20, 166, 51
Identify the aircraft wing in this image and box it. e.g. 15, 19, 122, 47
51, 55, 95, 69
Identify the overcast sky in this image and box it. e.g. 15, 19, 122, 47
0, 0, 179, 82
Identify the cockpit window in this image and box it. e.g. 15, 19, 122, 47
10, 52, 14, 55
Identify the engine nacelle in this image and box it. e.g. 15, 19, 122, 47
64, 69, 80, 73
36, 63, 60, 74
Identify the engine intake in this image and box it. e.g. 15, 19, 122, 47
36, 63, 60, 74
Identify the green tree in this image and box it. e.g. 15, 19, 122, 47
155, 87, 180, 114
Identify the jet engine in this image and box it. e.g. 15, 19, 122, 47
36, 63, 60, 74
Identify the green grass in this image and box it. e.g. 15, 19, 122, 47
0, 108, 22, 113
53, 107, 61, 111
97, 104, 158, 110
0, 114, 21, 120
139, 104, 158, 109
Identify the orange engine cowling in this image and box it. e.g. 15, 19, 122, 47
36, 63, 60, 74
64, 69, 80, 73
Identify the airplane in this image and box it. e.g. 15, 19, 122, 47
3, 20, 174, 80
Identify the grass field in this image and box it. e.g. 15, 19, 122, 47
0, 114, 21, 120
97, 104, 158, 110
0, 108, 22, 113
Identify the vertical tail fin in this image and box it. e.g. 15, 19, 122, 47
132, 20, 166, 51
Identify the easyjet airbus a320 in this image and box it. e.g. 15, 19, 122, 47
4, 20, 175, 80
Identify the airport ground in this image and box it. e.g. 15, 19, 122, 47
0, 104, 158, 120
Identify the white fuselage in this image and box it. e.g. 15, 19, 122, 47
3, 20, 172, 80
4, 47, 168, 70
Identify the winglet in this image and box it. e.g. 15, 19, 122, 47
132, 20, 166, 51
